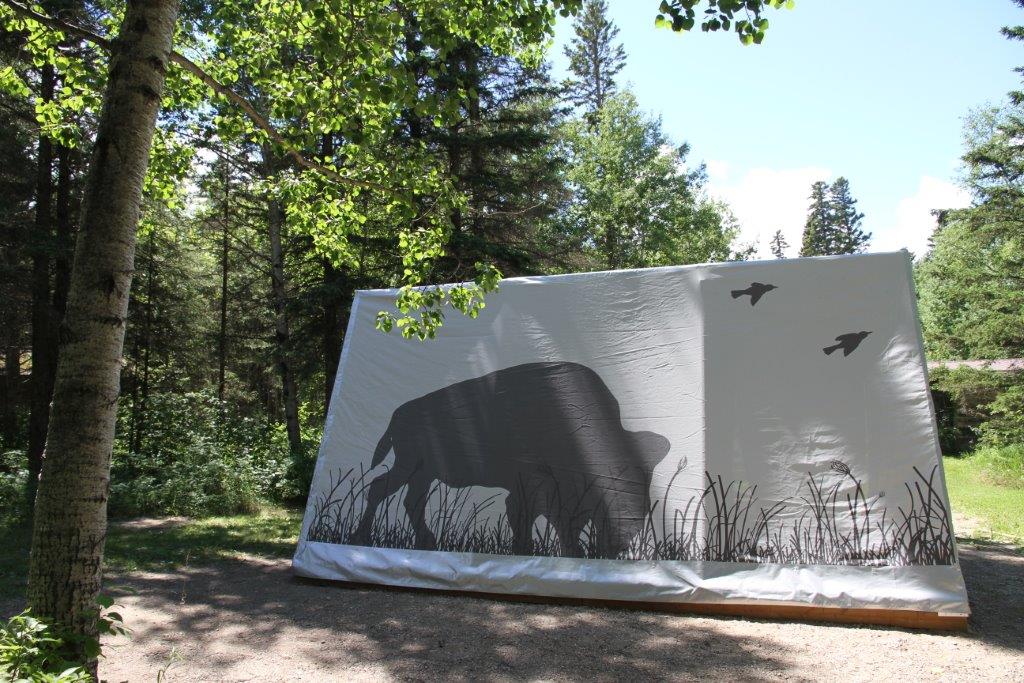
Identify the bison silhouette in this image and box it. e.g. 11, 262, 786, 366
352, 361, 671, 558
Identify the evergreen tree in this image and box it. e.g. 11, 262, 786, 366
0, 87, 35, 450
799, 178, 869, 256
769, 229, 788, 258
417, 43, 572, 278
918, 104, 1024, 360
829, 177, 870, 254
562, 0, 627, 116
800, 181, 832, 257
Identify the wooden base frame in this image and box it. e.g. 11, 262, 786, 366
295, 577, 969, 631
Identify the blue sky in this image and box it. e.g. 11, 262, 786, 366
549, 1, 1024, 258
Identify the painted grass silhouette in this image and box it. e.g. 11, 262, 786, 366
305, 461, 955, 566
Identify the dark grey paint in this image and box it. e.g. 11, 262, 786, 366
730, 282, 777, 306
352, 362, 671, 558
823, 331, 872, 356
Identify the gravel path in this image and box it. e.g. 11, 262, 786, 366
91, 541, 1023, 682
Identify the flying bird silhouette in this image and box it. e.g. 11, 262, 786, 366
823, 331, 872, 357
730, 282, 777, 306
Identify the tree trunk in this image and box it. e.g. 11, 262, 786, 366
466, 49, 485, 239
28, 0, 180, 674
1, 237, 23, 446
317, 133, 348, 411
604, 221, 618, 270
53, 144, 74, 316
1, 344, 18, 446
26, 63, 56, 512
265, 169, 302, 452
321, 259, 349, 411
218, 165, 230, 403
130, 237, 155, 455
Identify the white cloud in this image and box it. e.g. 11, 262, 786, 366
706, 164, 832, 258
870, 177, 971, 258
704, 159, 731, 183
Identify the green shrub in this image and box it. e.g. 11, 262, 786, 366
929, 366, 1024, 452
0, 611, 91, 682
0, 598, 127, 683
110, 391, 316, 518
980, 384, 1024, 448
0, 449, 27, 524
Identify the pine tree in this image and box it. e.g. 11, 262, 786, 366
800, 181, 832, 256
410, 41, 570, 278
800, 178, 869, 257
918, 99, 1024, 360
562, 0, 627, 116
769, 229, 788, 258
829, 177, 870, 254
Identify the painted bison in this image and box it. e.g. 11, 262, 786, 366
352, 361, 671, 558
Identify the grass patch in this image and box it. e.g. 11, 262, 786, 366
963, 444, 1024, 489
0, 507, 303, 603
944, 454, 1024, 547
104, 507, 302, 572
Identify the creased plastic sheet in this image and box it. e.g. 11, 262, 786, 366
293, 251, 969, 616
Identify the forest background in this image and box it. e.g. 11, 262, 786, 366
0, 0, 1020, 556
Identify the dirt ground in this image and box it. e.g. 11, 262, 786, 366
76, 541, 1022, 682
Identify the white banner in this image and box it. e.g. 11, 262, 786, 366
293, 252, 969, 616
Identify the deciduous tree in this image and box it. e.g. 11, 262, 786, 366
561, 91, 738, 269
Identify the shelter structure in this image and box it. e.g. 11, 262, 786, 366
293, 252, 969, 628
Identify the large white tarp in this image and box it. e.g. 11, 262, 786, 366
293, 252, 969, 616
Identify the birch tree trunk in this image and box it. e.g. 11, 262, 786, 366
27, 0, 180, 672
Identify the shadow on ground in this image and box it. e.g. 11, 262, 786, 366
109, 561, 791, 680
957, 539, 1024, 653
91, 542, 1024, 681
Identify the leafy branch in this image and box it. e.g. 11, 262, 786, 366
0, 0, 392, 194
656, 0, 793, 43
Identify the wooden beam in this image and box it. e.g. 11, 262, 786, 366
294, 577, 969, 631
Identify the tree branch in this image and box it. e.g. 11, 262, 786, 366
0, 0, 111, 49
0, 0, 393, 195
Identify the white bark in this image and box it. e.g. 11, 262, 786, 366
27, 0, 180, 671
